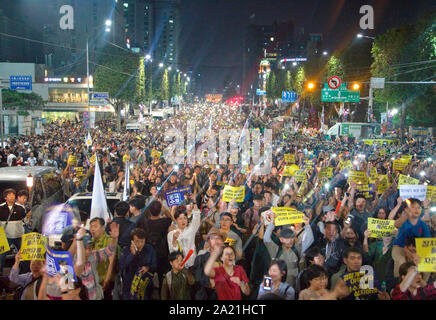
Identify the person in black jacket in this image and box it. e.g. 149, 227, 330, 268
119, 228, 157, 300
105, 201, 135, 249
0, 188, 26, 274
313, 221, 346, 276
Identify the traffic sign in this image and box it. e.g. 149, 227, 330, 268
282, 91, 298, 102
321, 83, 360, 102
256, 89, 266, 95
370, 77, 385, 89
327, 76, 341, 90
89, 99, 108, 106
10, 75, 32, 90
92, 92, 109, 99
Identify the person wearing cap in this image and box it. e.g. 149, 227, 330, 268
263, 211, 313, 287
192, 227, 226, 300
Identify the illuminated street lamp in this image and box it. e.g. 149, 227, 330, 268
159, 62, 164, 68
145, 54, 151, 60
105, 20, 112, 27
26, 173, 33, 197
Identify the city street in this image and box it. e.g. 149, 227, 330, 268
0, 0, 434, 307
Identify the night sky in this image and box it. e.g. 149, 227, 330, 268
178, 0, 435, 95
1, 0, 434, 96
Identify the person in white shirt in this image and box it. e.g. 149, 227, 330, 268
7, 151, 16, 167
27, 152, 37, 167
167, 203, 201, 268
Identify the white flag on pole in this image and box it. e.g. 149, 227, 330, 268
123, 160, 130, 201
90, 153, 110, 222
85, 131, 93, 147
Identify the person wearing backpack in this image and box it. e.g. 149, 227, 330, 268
161, 251, 194, 300
137, 200, 173, 290
257, 259, 295, 300
119, 228, 157, 300
8, 251, 44, 300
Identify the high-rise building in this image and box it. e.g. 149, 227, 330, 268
122, 0, 180, 66
152, 0, 180, 67
0, 9, 43, 64
242, 24, 275, 96
42, 0, 126, 76
123, 0, 154, 53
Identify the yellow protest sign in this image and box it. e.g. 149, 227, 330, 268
282, 165, 299, 177
272, 207, 305, 226
224, 238, 236, 247
393, 159, 409, 171
368, 218, 396, 238
284, 153, 295, 164
400, 155, 412, 163
72, 166, 87, 178
123, 154, 131, 163
21, 233, 47, 261
89, 154, 96, 165
415, 238, 436, 272
67, 155, 77, 166
319, 167, 333, 179
0, 226, 10, 254
222, 185, 245, 203
349, 171, 369, 185
364, 139, 395, 146
377, 175, 389, 194
379, 149, 387, 156
294, 169, 307, 182
340, 160, 353, 170
356, 184, 375, 199
426, 186, 436, 202
151, 149, 162, 158
343, 271, 378, 297
398, 174, 419, 186
368, 167, 378, 184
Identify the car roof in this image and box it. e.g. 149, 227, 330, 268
67, 192, 122, 200
0, 166, 59, 181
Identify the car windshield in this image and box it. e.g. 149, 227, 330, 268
66, 198, 120, 218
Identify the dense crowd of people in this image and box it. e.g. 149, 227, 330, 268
0, 102, 435, 300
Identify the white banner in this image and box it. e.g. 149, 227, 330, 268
400, 184, 427, 201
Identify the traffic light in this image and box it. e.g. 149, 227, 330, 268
351, 82, 360, 91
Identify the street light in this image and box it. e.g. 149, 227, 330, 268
145, 54, 151, 60
357, 33, 375, 40
159, 63, 164, 68
105, 20, 112, 27
26, 173, 33, 197
105, 27, 111, 32
168, 66, 172, 71
391, 108, 399, 116
292, 62, 297, 66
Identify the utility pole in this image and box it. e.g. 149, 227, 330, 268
86, 38, 91, 129
0, 77, 8, 148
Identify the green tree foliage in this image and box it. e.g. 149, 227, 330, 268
371, 12, 436, 139
94, 46, 144, 131
161, 69, 169, 102
2, 89, 44, 110
266, 71, 276, 101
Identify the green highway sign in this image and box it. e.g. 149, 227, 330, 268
321, 83, 360, 102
